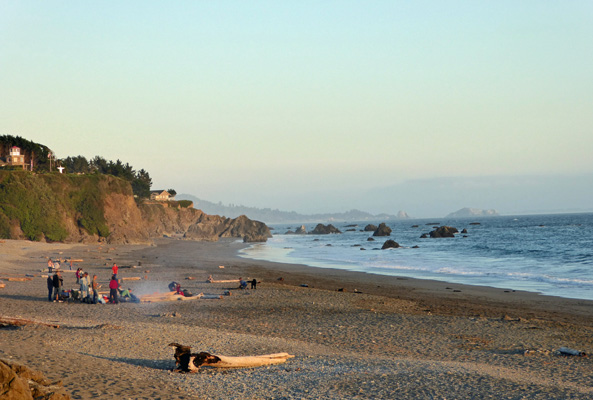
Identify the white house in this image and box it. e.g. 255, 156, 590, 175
150, 190, 174, 201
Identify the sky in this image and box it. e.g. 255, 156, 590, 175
1, 1, 592, 217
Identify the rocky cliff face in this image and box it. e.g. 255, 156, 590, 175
93, 192, 272, 244
0, 171, 271, 244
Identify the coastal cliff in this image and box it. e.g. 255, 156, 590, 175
0, 171, 271, 244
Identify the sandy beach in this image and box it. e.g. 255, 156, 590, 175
1, 237, 593, 399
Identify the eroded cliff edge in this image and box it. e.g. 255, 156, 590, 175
0, 171, 271, 244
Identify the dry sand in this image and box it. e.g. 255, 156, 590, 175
1, 238, 592, 399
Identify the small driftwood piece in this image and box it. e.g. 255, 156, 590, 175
0, 277, 33, 282
558, 347, 587, 357
0, 317, 60, 328
0, 282, 5, 289
169, 343, 294, 371
207, 275, 239, 283
121, 276, 142, 281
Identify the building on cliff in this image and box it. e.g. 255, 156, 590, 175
150, 190, 174, 201
0, 146, 26, 169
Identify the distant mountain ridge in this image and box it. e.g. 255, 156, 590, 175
178, 194, 409, 224
446, 207, 499, 218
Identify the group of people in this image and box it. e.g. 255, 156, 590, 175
46, 262, 137, 304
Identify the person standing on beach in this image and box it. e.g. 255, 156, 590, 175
47, 259, 54, 273
92, 275, 99, 304
251, 279, 257, 289
109, 274, 119, 304
112, 263, 118, 279
52, 271, 63, 302
80, 272, 91, 302
46, 273, 54, 302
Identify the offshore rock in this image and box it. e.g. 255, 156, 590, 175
311, 224, 342, 234
295, 225, 308, 234
363, 224, 377, 232
397, 210, 410, 219
373, 223, 392, 237
381, 240, 400, 250
429, 226, 459, 238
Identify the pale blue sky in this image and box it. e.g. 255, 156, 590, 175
2, 1, 592, 216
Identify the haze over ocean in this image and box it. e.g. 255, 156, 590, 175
241, 213, 593, 301
2, 2, 593, 217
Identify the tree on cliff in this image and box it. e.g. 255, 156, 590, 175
61, 155, 92, 173
59, 155, 152, 198
133, 169, 152, 198
0, 135, 52, 171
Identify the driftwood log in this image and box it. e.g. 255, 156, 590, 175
169, 343, 294, 371
0, 277, 33, 282
0, 317, 60, 328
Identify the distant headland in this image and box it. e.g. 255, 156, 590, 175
177, 194, 411, 224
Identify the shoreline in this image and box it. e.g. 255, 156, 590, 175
1, 238, 593, 399
229, 240, 593, 325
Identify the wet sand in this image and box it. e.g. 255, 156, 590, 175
1, 238, 592, 399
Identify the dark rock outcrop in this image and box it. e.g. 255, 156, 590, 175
373, 223, 392, 237
429, 226, 459, 238
311, 224, 342, 234
381, 240, 400, 250
0, 358, 71, 399
184, 214, 271, 242
295, 225, 307, 234
363, 224, 377, 232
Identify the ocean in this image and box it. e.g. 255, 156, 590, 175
239, 213, 593, 301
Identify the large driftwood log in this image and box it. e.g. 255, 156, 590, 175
0, 317, 60, 328
169, 343, 294, 371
